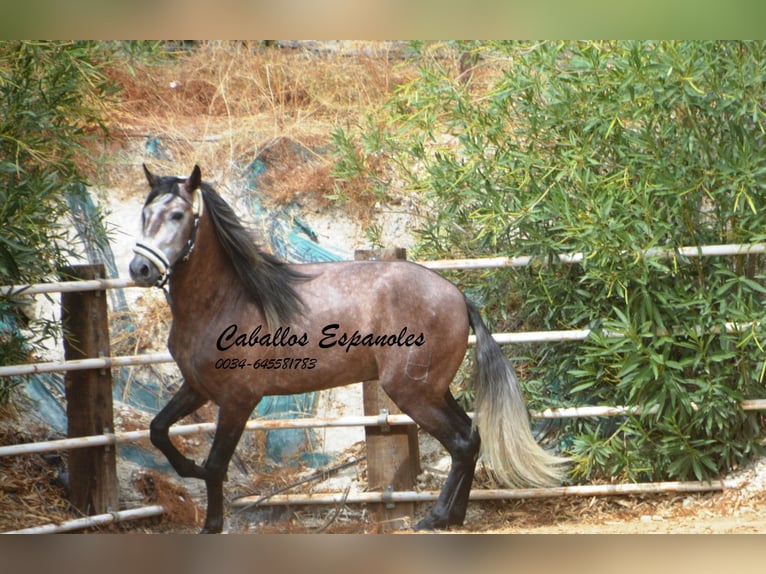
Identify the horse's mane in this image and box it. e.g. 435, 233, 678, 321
198, 182, 310, 329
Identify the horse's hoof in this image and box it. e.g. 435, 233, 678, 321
200, 523, 223, 534
414, 515, 449, 531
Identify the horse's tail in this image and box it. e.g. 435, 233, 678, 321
466, 298, 568, 488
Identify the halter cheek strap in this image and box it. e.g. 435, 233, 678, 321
132, 187, 204, 290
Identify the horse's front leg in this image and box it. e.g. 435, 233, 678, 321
199, 403, 253, 534
150, 381, 209, 479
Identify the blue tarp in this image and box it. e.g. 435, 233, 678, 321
242, 149, 348, 467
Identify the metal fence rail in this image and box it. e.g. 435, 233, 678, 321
3, 506, 165, 535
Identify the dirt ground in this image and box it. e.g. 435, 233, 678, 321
473, 492, 766, 534
3, 404, 766, 535
258, 453, 766, 535
255, 487, 766, 534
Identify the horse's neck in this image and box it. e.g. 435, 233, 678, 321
167, 216, 243, 321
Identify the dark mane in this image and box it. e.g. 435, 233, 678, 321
199, 182, 310, 329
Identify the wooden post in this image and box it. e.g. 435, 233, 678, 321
354, 248, 420, 530
61, 264, 118, 516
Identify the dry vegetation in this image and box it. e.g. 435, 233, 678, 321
0, 406, 73, 532
96, 41, 419, 208
7, 400, 766, 535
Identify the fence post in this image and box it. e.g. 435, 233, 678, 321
354, 248, 420, 530
61, 264, 119, 516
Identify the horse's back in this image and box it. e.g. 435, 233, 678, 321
296, 259, 467, 328
295, 259, 470, 368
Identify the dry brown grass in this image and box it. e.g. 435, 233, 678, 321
97, 41, 416, 207
131, 470, 202, 530
0, 406, 73, 532
109, 293, 171, 358
112, 42, 404, 123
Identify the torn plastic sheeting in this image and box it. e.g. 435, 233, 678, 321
242, 150, 347, 466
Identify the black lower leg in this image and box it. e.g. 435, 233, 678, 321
445, 428, 480, 525
414, 393, 480, 531
201, 476, 225, 534
444, 393, 480, 525
414, 441, 478, 530
199, 405, 253, 533
150, 382, 208, 478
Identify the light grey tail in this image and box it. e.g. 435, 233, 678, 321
467, 299, 568, 487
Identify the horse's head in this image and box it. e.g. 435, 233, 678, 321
129, 164, 204, 287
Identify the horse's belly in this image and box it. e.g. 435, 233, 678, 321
254, 346, 379, 395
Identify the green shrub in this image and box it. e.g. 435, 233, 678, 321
333, 41, 766, 482
0, 41, 117, 403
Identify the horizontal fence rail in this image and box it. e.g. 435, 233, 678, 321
0, 276, 134, 297
3, 400, 766, 458
0, 352, 175, 378
0, 321, 758, 378
3, 505, 164, 535
1, 479, 737, 534
2, 243, 765, 296
2, 242, 766, 531
231, 480, 738, 509
417, 242, 766, 270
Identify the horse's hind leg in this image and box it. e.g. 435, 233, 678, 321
383, 383, 480, 530
150, 381, 208, 479
416, 392, 480, 530
439, 391, 481, 525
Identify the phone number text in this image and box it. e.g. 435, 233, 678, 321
214, 357, 317, 370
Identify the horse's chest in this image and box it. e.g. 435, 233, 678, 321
167, 324, 212, 381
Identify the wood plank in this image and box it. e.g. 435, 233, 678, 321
61, 264, 118, 516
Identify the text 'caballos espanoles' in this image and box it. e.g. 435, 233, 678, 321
216, 323, 425, 353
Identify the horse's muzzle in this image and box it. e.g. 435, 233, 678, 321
129, 242, 170, 287
129, 254, 160, 287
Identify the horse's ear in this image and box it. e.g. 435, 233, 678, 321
185, 165, 202, 193
143, 163, 157, 187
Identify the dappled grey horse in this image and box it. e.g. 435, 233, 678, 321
128, 164, 566, 533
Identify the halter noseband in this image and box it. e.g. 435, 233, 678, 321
133, 187, 204, 289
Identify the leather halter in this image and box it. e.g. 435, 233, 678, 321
132, 187, 204, 290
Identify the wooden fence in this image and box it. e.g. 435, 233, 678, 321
2, 242, 766, 533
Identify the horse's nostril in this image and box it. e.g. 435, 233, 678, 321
129, 256, 158, 285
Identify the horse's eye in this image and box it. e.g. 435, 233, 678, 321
170, 211, 184, 221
